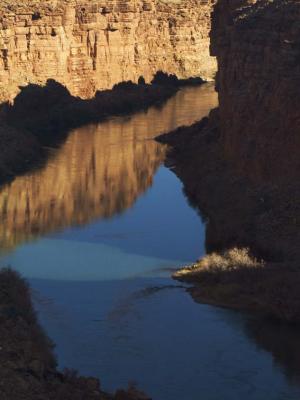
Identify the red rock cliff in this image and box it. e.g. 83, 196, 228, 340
211, 0, 300, 182
0, 0, 216, 101
158, 0, 300, 262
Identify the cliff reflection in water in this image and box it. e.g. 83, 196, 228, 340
0, 121, 165, 250
245, 318, 300, 385
0, 84, 218, 251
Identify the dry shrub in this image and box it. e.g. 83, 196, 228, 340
174, 250, 300, 323
175, 247, 263, 278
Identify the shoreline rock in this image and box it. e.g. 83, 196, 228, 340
156, 0, 300, 323
156, 110, 300, 323
0, 267, 151, 400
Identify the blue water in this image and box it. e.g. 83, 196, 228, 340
1, 85, 300, 399
3, 167, 203, 281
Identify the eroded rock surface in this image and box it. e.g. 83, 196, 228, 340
211, 0, 300, 182
0, 0, 216, 101
158, 0, 300, 321
160, 0, 300, 261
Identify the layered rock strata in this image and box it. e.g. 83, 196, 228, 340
0, 0, 216, 102
211, 0, 300, 182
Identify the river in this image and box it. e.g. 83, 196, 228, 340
0, 84, 300, 399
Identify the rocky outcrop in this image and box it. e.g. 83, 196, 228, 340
158, 0, 300, 321
207, 0, 300, 257
0, 268, 150, 399
211, 0, 300, 182
0, 0, 216, 102
159, 0, 300, 260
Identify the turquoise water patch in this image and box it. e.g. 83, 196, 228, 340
1, 237, 186, 281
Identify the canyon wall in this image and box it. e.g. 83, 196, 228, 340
211, 0, 300, 182
159, 0, 300, 261
156, 1, 300, 320
0, 0, 216, 102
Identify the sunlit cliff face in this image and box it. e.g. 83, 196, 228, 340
0, 0, 216, 102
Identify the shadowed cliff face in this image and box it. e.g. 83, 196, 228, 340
206, 0, 300, 257
211, 0, 300, 182
157, 0, 300, 324
162, 0, 300, 258
0, 0, 216, 102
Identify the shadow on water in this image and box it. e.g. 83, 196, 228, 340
0, 73, 180, 188
3, 73, 184, 144
0, 71, 202, 152
210, 303, 300, 387
245, 318, 300, 385
30, 275, 300, 400
0, 83, 217, 252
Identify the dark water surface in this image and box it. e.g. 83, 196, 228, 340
1, 84, 300, 399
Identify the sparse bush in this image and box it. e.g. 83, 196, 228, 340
174, 249, 300, 323
176, 247, 262, 277
138, 76, 146, 85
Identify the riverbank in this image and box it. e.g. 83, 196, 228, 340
0, 78, 183, 399
0, 267, 150, 400
157, 112, 300, 323
0, 76, 186, 186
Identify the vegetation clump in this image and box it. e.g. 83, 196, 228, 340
176, 247, 262, 277
174, 248, 300, 324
